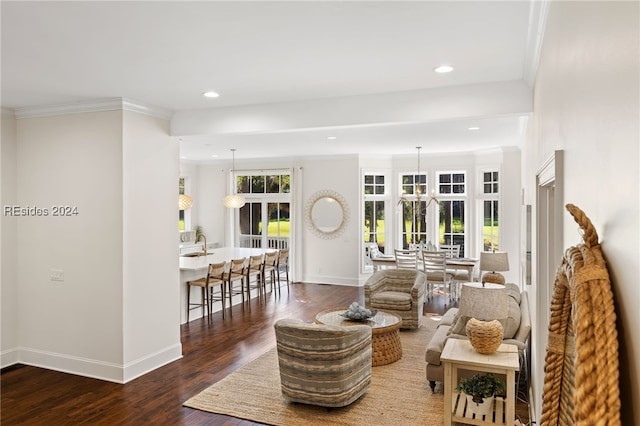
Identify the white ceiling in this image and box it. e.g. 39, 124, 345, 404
2, 1, 540, 161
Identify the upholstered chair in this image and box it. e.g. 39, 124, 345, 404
364, 269, 427, 329
274, 319, 372, 408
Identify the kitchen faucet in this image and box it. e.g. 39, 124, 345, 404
196, 234, 207, 256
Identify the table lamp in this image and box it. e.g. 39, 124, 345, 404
459, 282, 508, 354
479, 251, 509, 284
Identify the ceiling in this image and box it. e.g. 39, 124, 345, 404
2, 1, 542, 161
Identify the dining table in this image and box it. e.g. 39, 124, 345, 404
179, 246, 278, 324
371, 255, 478, 283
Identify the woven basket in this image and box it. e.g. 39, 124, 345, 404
466, 318, 504, 354
540, 204, 621, 426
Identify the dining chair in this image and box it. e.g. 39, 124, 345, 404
394, 248, 418, 269
223, 257, 247, 316
186, 261, 226, 323
275, 248, 290, 294
439, 243, 468, 298
245, 254, 265, 304
421, 250, 454, 304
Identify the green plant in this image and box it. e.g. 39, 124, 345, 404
455, 373, 505, 403
194, 225, 203, 242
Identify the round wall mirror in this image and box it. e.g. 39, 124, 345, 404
305, 190, 349, 239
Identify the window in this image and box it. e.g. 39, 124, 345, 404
438, 172, 466, 194
437, 172, 466, 256
178, 177, 188, 231
399, 172, 428, 248
236, 172, 291, 249
482, 171, 500, 250
363, 174, 388, 252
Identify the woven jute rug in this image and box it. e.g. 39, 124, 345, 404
184, 315, 444, 425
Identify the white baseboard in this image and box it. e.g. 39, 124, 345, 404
1, 347, 19, 368
8, 344, 182, 384
123, 343, 183, 383
304, 274, 360, 286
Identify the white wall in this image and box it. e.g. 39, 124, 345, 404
15, 111, 126, 378
122, 111, 181, 381
1, 111, 19, 366
301, 155, 360, 285
524, 2, 639, 423
3, 106, 182, 383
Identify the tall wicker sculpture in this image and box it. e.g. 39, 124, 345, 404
540, 204, 620, 425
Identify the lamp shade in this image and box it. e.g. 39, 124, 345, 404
223, 194, 246, 208
460, 282, 508, 354
459, 282, 508, 320
178, 194, 193, 210
479, 251, 509, 272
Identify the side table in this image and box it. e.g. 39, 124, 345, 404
441, 339, 519, 426
315, 308, 403, 366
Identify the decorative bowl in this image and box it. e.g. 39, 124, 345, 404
340, 309, 377, 321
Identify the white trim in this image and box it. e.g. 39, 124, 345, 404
123, 343, 183, 383
523, 0, 551, 86
0, 347, 19, 368
14, 98, 173, 120
11, 344, 182, 384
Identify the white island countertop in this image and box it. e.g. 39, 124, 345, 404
179, 247, 277, 271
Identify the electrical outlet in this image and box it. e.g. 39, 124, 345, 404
50, 269, 64, 282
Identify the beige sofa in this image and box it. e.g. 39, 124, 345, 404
425, 283, 531, 391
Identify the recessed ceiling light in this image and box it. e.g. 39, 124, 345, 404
468, 126, 480, 131
327, 136, 337, 140
211, 154, 219, 158
203, 91, 220, 98
433, 65, 454, 73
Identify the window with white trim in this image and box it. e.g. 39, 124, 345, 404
236, 172, 291, 249
437, 171, 466, 256
481, 171, 500, 251
363, 174, 388, 253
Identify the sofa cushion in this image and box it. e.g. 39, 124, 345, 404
370, 291, 412, 311
425, 324, 451, 366
449, 285, 521, 338
439, 308, 459, 327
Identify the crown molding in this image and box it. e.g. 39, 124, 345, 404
14, 98, 173, 120
523, 0, 550, 87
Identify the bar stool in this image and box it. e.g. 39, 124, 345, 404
276, 248, 290, 294
223, 257, 246, 316
245, 254, 265, 304
262, 250, 279, 294
186, 262, 226, 323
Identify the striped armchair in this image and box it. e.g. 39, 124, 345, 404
364, 269, 427, 329
274, 318, 372, 407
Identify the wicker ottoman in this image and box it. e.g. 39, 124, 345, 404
315, 308, 403, 366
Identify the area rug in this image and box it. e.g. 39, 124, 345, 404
184, 315, 444, 425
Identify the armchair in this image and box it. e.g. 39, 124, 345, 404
364, 269, 427, 329
274, 319, 372, 407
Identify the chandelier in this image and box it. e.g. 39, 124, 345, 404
397, 146, 439, 244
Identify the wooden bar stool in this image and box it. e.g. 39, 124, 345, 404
186, 262, 226, 323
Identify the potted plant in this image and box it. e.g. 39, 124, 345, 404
455, 373, 505, 416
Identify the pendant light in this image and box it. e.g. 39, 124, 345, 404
178, 194, 193, 210
223, 149, 246, 208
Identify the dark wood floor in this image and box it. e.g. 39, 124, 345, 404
1, 282, 455, 426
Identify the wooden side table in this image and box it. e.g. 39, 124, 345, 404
441, 339, 519, 426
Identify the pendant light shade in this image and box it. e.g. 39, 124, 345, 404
225, 148, 246, 208
178, 194, 193, 210
223, 194, 246, 208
